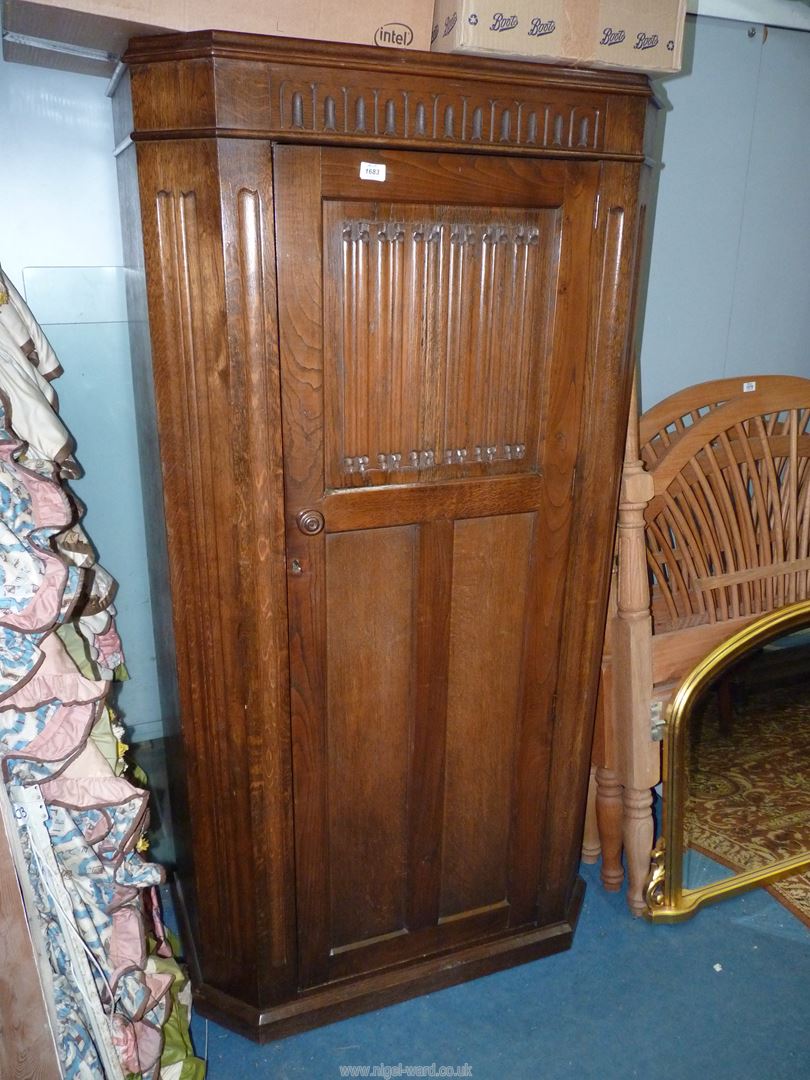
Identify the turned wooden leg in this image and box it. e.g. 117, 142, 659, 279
624, 786, 654, 916
581, 765, 601, 863
596, 767, 624, 890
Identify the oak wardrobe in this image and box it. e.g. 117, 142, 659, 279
115, 31, 656, 1040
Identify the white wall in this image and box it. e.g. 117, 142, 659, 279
0, 42, 163, 741
641, 15, 810, 407
689, 0, 810, 32
725, 23, 810, 371
0, 52, 122, 284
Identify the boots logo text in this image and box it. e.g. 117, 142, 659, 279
490, 13, 519, 31
528, 18, 556, 37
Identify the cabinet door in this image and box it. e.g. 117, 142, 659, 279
274, 146, 599, 989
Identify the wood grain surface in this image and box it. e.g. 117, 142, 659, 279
119, 33, 654, 1038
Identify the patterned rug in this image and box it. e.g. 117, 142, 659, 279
685, 665, 810, 928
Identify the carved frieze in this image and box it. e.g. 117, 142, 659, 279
124, 32, 651, 160
279, 80, 603, 152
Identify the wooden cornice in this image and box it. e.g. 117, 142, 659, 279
124, 30, 654, 160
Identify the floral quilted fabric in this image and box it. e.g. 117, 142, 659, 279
0, 268, 173, 1079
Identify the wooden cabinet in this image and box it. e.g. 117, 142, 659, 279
116, 31, 655, 1041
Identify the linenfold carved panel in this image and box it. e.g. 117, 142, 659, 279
277, 79, 603, 152
323, 202, 561, 487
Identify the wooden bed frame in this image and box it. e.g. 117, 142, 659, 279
583, 374, 810, 914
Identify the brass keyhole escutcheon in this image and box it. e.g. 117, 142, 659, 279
296, 509, 325, 535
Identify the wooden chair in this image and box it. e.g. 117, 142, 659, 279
584, 374, 810, 914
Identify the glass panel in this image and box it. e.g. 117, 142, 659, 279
22, 265, 128, 324
683, 627, 810, 890
20, 266, 162, 746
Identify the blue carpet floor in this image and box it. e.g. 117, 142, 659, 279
177, 860, 809, 1080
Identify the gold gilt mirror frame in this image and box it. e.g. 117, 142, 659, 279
646, 599, 810, 922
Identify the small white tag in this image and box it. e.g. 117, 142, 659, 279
11, 784, 49, 824
742, 381, 756, 393
359, 161, 386, 182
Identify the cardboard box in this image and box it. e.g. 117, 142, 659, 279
2, 1, 434, 77
431, 1, 687, 74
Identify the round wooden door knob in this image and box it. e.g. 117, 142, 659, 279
296, 509, 325, 535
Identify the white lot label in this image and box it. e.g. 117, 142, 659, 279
743, 381, 757, 392
359, 161, 386, 182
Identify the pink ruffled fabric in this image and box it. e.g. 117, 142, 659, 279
0, 284, 173, 1079
6, 632, 105, 708
15, 701, 97, 765
93, 621, 125, 671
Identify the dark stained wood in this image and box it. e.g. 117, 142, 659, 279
328, 901, 508, 982
505, 161, 602, 928
272, 144, 329, 991
126, 135, 298, 1007
113, 72, 192, 911
320, 152, 569, 205
322, 202, 548, 488
195, 876, 584, 1044
325, 527, 416, 953
135, 138, 245, 997
538, 162, 645, 921
323, 476, 544, 531
118, 32, 656, 1040
123, 31, 650, 161
218, 140, 299, 1001
441, 514, 534, 918
407, 518, 453, 931
276, 144, 600, 989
